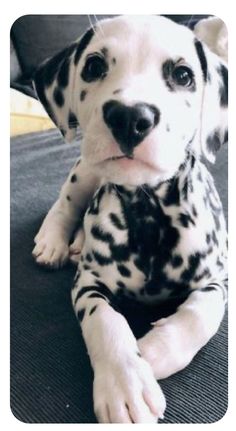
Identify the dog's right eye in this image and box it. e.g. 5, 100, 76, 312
81, 54, 108, 82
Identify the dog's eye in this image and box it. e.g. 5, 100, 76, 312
81, 54, 108, 82
172, 66, 194, 87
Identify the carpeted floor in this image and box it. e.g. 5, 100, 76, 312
10, 129, 228, 423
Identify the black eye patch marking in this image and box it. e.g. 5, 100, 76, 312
74, 27, 95, 65
80, 90, 87, 101
217, 64, 228, 107
81, 52, 108, 82
194, 39, 208, 82
162, 60, 196, 92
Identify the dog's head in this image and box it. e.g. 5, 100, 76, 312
33, 15, 228, 186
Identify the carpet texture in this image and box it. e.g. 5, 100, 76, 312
10, 129, 228, 423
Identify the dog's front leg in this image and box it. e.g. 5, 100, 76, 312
71, 272, 166, 423
32, 159, 99, 267
138, 284, 227, 380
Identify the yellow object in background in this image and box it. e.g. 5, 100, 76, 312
10, 89, 56, 136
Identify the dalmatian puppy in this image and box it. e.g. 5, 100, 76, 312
32, 15, 228, 423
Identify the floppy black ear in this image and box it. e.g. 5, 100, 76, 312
196, 40, 228, 163
33, 27, 95, 142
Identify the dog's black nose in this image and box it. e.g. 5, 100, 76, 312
103, 100, 160, 155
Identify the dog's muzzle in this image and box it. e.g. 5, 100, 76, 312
103, 100, 160, 156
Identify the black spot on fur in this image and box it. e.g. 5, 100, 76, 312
86, 253, 93, 262
163, 178, 180, 206
112, 58, 116, 65
80, 90, 87, 101
57, 56, 70, 88
77, 308, 85, 322
71, 174, 77, 183
171, 255, 183, 268
206, 129, 221, 154
181, 252, 201, 282
212, 230, 219, 246
91, 225, 113, 243
216, 257, 224, 269
112, 244, 129, 262
68, 111, 78, 129
192, 204, 197, 217
87, 187, 105, 216
110, 213, 126, 230
194, 39, 208, 82
117, 264, 131, 277
179, 212, 195, 228
194, 268, 211, 282
66, 195, 71, 201
91, 270, 100, 277
74, 282, 114, 304
92, 250, 113, 266
117, 280, 126, 289
218, 64, 228, 107
206, 233, 211, 244
89, 305, 98, 315
83, 264, 91, 270
185, 100, 191, 108
74, 28, 95, 65
53, 87, 64, 107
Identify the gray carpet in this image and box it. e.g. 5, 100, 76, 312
10, 129, 228, 423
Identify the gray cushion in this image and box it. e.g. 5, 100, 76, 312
10, 129, 227, 423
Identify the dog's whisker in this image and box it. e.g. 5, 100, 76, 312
93, 14, 106, 39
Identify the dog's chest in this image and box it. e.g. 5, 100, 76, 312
82, 169, 226, 304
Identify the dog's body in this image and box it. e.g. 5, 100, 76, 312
32, 16, 228, 423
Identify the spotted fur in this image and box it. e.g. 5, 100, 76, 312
32, 15, 228, 424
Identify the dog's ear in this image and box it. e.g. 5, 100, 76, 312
33, 28, 94, 142
196, 40, 228, 163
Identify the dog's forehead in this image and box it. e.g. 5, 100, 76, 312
91, 16, 196, 61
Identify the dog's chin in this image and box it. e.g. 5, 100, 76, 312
93, 156, 172, 186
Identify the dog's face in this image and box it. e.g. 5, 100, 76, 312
34, 15, 228, 186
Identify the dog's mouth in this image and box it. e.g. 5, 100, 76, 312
101, 153, 162, 173
105, 155, 133, 162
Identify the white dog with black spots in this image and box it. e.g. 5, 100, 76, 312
32, 15, 228, 423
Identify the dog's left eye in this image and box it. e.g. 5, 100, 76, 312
172, 66, 194, 87
81, 54, 108, 82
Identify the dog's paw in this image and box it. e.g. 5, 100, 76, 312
32, 232, 69, 268
93, 353, 166, 423
69, 228, 85, 264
